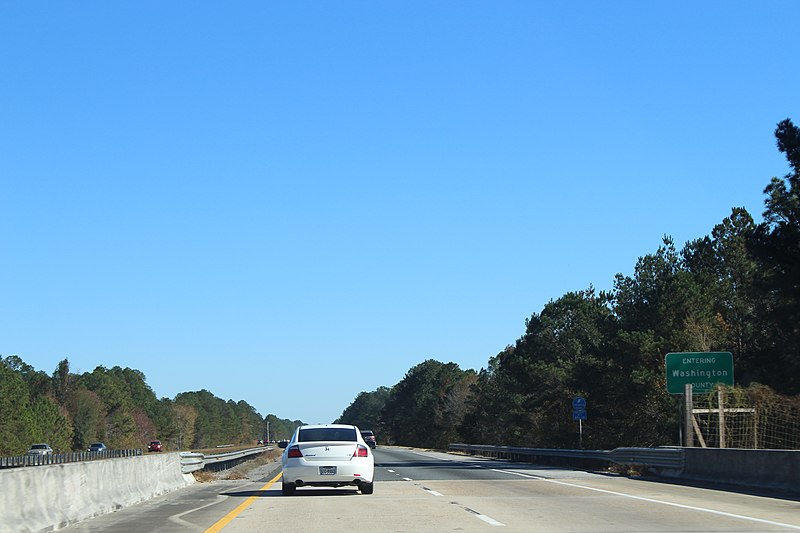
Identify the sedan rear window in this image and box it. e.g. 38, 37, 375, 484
298, 428, 357, 442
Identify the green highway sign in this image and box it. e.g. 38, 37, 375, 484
665, 352, 734, 394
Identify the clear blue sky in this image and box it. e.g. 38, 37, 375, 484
1, 2, 797, 425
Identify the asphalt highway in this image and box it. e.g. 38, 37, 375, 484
59, 446, 800, 532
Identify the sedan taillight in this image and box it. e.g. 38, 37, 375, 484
287, 445, 303, 458
353, 445, 369, 458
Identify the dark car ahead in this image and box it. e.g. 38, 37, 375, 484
360, 430, 377, 449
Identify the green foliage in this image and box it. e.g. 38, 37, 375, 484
172, 403, 197, 450
69, 389, 106, 450
52, 358, 72, 406
0, 359, 36, 455
264, 414, 303, 442
335, 387, 390, 431
76, 366, 157, 448
6, 355, 53, 399
0, 356, 292, 455
174, 390, 267, 448
749, 118, 800, 394
381, 360, 476, 448
29, 396, 72, 452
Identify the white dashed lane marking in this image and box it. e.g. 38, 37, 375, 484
464, 506, 505, 527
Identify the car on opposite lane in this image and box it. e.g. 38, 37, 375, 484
88, 442, 107, 452
280, 424, 374, 496
148, 440, 163, 452
26, 443, 53, 456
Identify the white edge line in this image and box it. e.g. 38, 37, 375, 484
489, 468, 800, 530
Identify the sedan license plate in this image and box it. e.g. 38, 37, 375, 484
319, 466, 337, 475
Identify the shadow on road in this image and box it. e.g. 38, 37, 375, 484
221, 488, 362, 498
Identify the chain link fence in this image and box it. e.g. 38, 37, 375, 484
692, 384, 800, 449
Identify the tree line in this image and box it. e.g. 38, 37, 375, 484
0, 356, 302, 456
336, 118, 800, 450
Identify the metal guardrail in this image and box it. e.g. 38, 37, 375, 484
0, 449, 143, 469
180, 447, 271, 474
204, 447, 267, 466
610, 447, 684, 470
448, 444, 685, 471
449, 443, 608, 462
179, 452, 205, 474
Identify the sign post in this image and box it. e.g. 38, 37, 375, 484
666, 352, 734, 448
684, 384, 693, 447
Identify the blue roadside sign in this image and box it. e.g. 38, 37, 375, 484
572, 397, 587, 420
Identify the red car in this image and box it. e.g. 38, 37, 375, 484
148, 440, 163, 452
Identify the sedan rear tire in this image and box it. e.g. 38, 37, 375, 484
360, 482, 374, 495
282, 481, 296, 496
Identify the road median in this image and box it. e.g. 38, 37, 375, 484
0, 453, 194, 533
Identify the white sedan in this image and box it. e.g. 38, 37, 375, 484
26, 443, 53, 455
279, 424, 375, 495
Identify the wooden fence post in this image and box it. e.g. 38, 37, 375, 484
684, 383, 694, 447
718, 386, 726, 448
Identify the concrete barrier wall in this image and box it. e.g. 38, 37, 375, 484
680, 448, 800, 494
451, 444, 800, 496
0, 453, 195, 533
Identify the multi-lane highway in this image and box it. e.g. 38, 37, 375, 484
60, 447, 800, 532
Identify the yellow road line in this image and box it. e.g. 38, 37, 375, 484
204, 471, 283, 533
